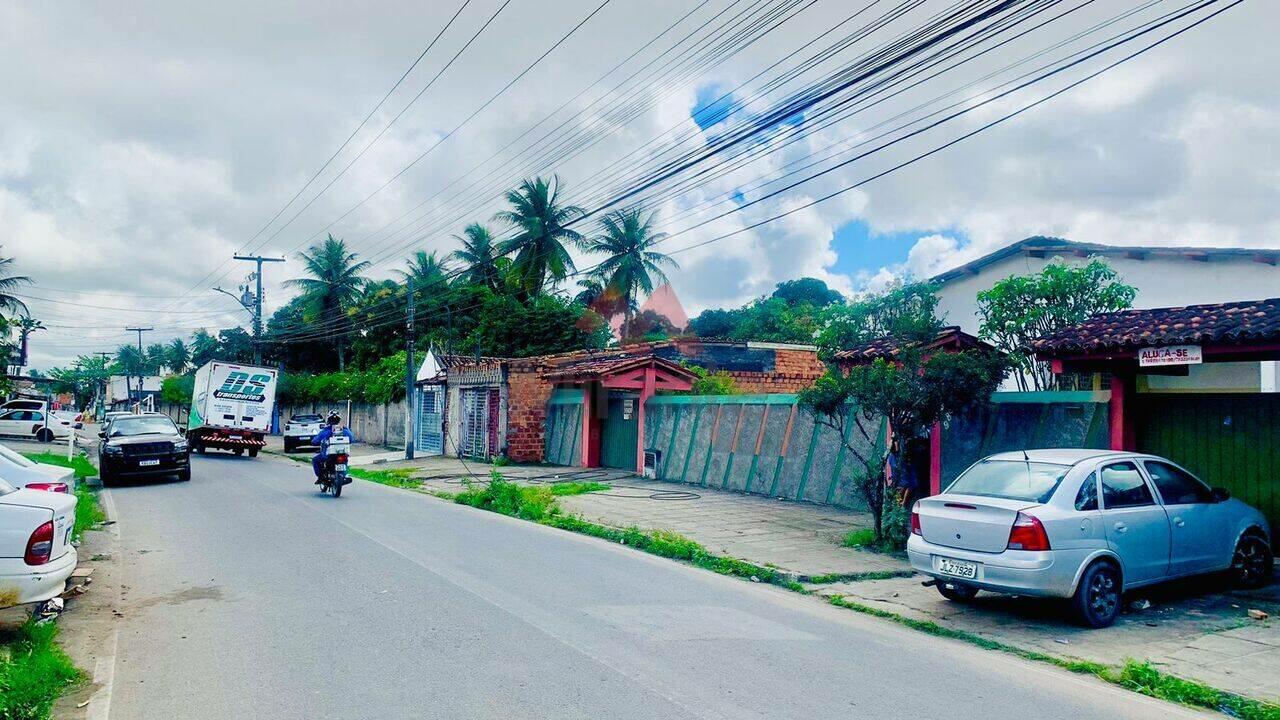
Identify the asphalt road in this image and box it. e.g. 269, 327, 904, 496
100, 454, 1210, 720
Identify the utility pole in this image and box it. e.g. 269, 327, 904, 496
231, 254, 285, 365
93, 351, 112, 419
125, 327, 152, 407
404, 277, 416, 460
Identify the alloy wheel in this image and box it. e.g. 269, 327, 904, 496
1232, 536, 1271, 588
1088, 570, 1118, 620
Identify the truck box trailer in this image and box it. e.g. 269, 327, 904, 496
187, 361, 278, 457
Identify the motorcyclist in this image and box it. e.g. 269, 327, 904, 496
312, 412, 354, 484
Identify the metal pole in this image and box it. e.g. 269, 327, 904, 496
125, 327, 152, 407
404, 278, 416, 460
231, 255, 285, 365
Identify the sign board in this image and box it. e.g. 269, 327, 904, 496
622, 398, 635, 420
1138, 345, 1202, 368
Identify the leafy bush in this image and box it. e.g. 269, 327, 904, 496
681, 362, 739, 395
454, 474, 558, 521
279, 351, 408, 405
0, 622, 82, 720
160, 374, 194, 405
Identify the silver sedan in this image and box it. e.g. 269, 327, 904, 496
908, 449, 1274, 627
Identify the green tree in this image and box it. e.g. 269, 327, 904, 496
800, 283, 1006, 545
772, 277, 844, 308
399, 250, 451, 289
493, 176, 586, 297
48, 354, 111, 409
0, 248, 31, 316
216, 327, 255, 364
115, 344, 147, 401
285, 234, 370, 370
466, 290, 609, 358
451, 223, 502, 291
190, 329, 219, 367
165, 339, 191, 375
145, 342, 168, 374
976, 257, 1136, 391
586, 208, 676, 341
688, 307, 741, 338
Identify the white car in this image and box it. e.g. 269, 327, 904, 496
0, 399, 48, 413
0, 408, 74, 442
283, 414, 325, 453
0, 476, 78, 608
0, 443, 76, 493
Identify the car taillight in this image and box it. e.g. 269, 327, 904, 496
910, 508, 922, 536
26, 482, 70, 494
25, 521, 55, 565
1007, 512, 1051, 551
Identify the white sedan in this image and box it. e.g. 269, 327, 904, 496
0, 476, 78, 608
0, 443, 76, 493
0, 409, 74, 443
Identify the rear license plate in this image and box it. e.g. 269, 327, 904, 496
937, 557, 978, 579
229, 436, 243, 440
138, 459, 161, 467
334, 463, 347, 471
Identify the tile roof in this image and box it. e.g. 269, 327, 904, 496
1031, 298, 1280, 354
540, 354, 696, 381
832, 326, 993, 363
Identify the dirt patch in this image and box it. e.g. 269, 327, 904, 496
133, 585, 225, 610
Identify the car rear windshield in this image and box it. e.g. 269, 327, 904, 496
292, 415, 322, 422
109, 417, 178, 437
946, 460, 1072, 503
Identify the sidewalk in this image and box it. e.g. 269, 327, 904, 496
261, 434, 405, 465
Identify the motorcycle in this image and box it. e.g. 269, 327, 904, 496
318, 436, 351, 498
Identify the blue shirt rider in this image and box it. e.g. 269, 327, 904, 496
312, 412, 354, 484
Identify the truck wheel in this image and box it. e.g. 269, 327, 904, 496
248, 448, 259, 458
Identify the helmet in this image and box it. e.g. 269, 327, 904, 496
327, 411, 342, 426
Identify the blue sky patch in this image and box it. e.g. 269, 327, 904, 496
829, 220, 968, 281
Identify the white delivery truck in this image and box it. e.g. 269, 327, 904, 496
187, 361, 279, 457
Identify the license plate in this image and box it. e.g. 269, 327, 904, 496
229, 436, 242, 440
334, 463, 347, 471
138, 459, 161, 467
937, 557, 978, 579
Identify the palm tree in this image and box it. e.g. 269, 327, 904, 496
285, 234, 370, 370
586, 207, 677, 340
493, 176, 586, 297
166, 339, 191, 375
398, 250, 451, 292
13, 315, 44, 365
145, 343, 168, 374
190, 329, 219, 368
0, 248, 31, 317
451, 223, 502, 291
115, 344, 146, 403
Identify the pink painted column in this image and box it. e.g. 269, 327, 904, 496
1109, 372, 1130, 451
929, 421, 942, 496
635, 366, 656, 474
581, 383, 595, 467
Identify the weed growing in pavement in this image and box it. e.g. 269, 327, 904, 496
347, 467, 422, 490
0, 621, 83, 720
801, 570, 914, 584
454, 475, 559, 521
546, 482, 610, 496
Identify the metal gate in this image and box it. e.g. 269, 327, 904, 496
1135, 393, 1279, 531
416, 387, 443, 456
460, 388, 489, 459
600, 392, 639, 470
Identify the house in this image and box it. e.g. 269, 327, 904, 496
108, 375, 163, 409
1033, 297, 1280, 530
930, 237, 1280, 393
415, 339, 827, 472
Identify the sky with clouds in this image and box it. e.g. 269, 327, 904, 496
1, 0, 1276, 369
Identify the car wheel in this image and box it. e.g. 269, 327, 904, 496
36, 428, 54, 443
1072, 561, 1122, 628
1230, 533, 1274, 590
177, 467, 191, 482
99, 467, 113, 487
283, 439, 294, 453
936, 580, 979, 602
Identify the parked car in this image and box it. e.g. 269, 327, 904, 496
52, 410, 83, 429
0, 475, 77, 608
99, 413, 190, 485
0, 399, 48, 413
0, 443, 75, 493
283, 414, 325, 453
0, 408, 74, 442
909, 449, 1274, 628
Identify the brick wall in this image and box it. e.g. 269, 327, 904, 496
505, 366, 556, 463
726, 350, 826, 393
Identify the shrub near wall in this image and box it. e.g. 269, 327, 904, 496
279, 352, 406, 406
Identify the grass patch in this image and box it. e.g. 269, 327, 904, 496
841, 528, 876, 548
20, 453, 95, 480
0, 621, 84, 720
801, 570, 915, 584
546, 482, 610, 497
348, 467, 422, 490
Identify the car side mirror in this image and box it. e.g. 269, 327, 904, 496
1212, 487, 1231, 502
98, 431, 106, 439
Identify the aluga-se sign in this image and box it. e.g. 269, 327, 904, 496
1138, 345, 1202, 367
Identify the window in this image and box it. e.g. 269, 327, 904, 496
1144, 461, 1214, 505
1100, 461, 1154, 509
1075, 473, 1099, 511
945, 460, 1071, 503
0, 411, 18, 421
29, 412, 43, 422
109, 416, 178, 437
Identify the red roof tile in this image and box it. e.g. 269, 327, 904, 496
1031, 298, 1280, 354
833, 327, 993, 363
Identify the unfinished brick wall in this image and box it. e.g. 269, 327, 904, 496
726, 349, 826, 393
505, 365, 555, 463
